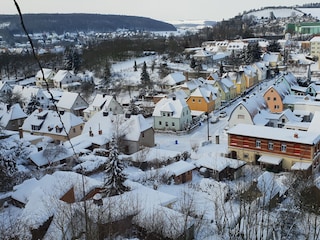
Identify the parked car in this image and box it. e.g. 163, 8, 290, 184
219, 111, 227, 118
210, 116, 219, 124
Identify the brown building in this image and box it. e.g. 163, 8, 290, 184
227, 123, 320, 171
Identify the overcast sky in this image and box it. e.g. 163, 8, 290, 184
2, 0, 315, 22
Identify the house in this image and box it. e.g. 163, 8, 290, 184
253, 62, 268, 81
161, 72, 186, 89
310, 36, 320, 59
83, 94, 123, 121
35, 68, 56, 88
229, 71, 246, 96
227, 123, 320, 171
0, 80, 12, 94
10, 171, 103, 238
164, 160, 195, 184
153, 96, 192, 131
186, 85, 217, 113
12, 85, 52, 110
174, 78, 204, 96
228, 93, 267, 127
240, 65, 258, 89
52, 70, 81, 91
195, 154, 246, 181
211, 77, 236, 103
56, 92, 88, 117
81, 111, 154, 155
263, 80, 292, 113
22, 109, 84, 143
0, 103, 27, 131
306, 83, 320, 97
193, 48, 213, 66
262, 52, 283, 69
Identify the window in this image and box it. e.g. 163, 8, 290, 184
165, 122, 168, 127
273, 97, 277, 101
159, 121, 162, 125
256, 140, 261, 148
73, 128, 76, 133
198, 99, 201, 103
172, 122, 175, 127
268, 141, 273, 150
238, 114, 245, 119
267, 97, 270, 101
192, 99, 195, 102
162, 112, 166, 117
244, 153, 249, 158
281, 144, 287, 152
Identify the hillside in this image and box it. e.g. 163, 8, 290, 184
0, 13, 177, 34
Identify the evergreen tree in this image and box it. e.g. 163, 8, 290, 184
245, 42, 262, 64
63, 47, 81, 73
133, 60, 137, 72
104, 137, 129, 197
128, 99, 140, 115
140, 61, 150, 87
190, 57, 196, 69
26, 94, 40, 115
267, 40, 281, 52
101, 58, 112, 89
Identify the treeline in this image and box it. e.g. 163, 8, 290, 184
0, 14, 176, 35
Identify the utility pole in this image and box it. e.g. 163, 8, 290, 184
206, 113, 211, 142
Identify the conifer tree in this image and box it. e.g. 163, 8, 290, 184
140, 61, 150, 87
104, 137, 129, 197
26, 94, 40, 115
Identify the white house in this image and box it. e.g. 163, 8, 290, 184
153, 96, 192, 131
56, 92, 88, 117
83, 94, 123, 121
52, 70, 81, 91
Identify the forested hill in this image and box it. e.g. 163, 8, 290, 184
0, 14, 177, 34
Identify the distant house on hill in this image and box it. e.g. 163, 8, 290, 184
53, 70, 81, 91
35, 68, 56, 88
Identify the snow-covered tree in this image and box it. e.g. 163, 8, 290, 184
104, 137, 129, 197
101, 58, 112, 89
140, 61, 150, 88
26, 94, 40, 115
127, 99, 140, 115
63, 47, 81, 73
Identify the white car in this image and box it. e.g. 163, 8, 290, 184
219, 111, 227, 118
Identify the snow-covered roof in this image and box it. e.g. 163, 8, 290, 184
121, 114, 152, 141
228, 123, 320, 145
17, 171, 102, 229
52, 70, 70, 82
56, 92, 87, 110
29, 147, 74, 167
262, 52, 281, 62
162, 72, 186, 86
258, 155, 282, 165
153, 96, 189, 118
0, 103, 27, 127
195, 153, 246, 172
22, 109, 84, 136
291, 162, 312, 171
129, 148, 181, 162
91, 94, 113, 108
308, 111, 320, 134
164, 160, 195, 176
257, 172, 288, 205
35, 68, 55, 79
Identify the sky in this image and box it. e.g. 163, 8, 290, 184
1, 0, 316, 22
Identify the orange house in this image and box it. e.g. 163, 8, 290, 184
186, 87, 216, 113
263, 82, 291, 113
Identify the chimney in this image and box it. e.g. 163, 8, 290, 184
98, 123, 102, 135
38, 108, 43, 113
89, 127, 94, 137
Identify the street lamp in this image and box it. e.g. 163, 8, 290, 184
206, 112, 211, 142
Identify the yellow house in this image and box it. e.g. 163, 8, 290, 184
229, 71, 246, 96
211, 77, 237, 103
240, 65, 258, 89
